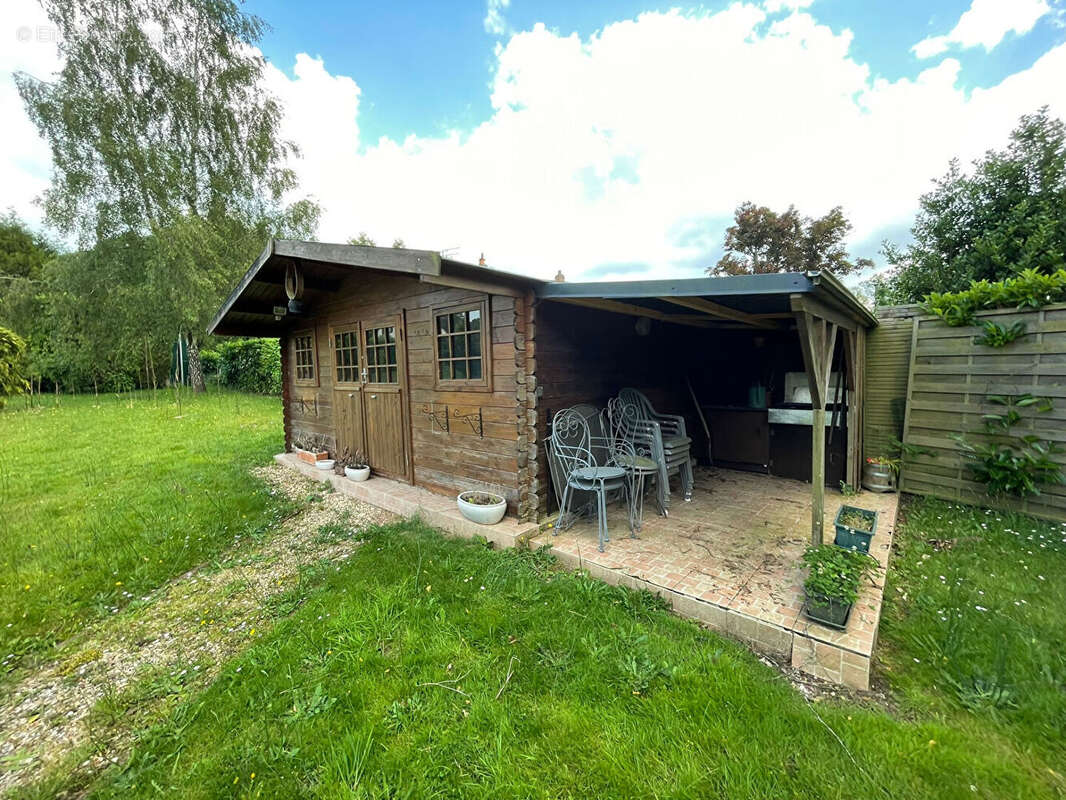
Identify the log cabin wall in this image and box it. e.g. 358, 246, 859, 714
281, 268, 526, 514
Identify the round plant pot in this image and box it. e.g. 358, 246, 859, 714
315, 459, 336, 471
457, 491, 507, 525
862, 461, 895, 493
345, 465, 371, 482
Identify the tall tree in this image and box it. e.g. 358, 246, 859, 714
16, 0, 317, 391
876, 108, 1066, 304
0, 211, 56, 282
710, 202, 872, 277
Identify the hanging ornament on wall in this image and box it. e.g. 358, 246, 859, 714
285, 263, 305, 314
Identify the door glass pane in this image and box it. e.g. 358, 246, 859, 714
367, 347, 377, 365
387, 345, 397, 364
389, 367, 398, 383
468, 309, 481, 330
469, 360, 482, 379
437, 315, 449, 335
468, 333, 480, 357
451, 312, 466, 332
439, 362, 451, 380
452, 335, 466, 357
438, 337, 450, 358
386, 327, 396, 343
453, 360, 467, 379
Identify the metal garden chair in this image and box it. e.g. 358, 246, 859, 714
548, 406, 636, 552
613, 388, 694, 515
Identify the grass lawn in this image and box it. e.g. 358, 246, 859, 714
3, 393, 1065, 798
59, 520, 1057, 800
0, 390, 284, 667
879, 498, 1066, 772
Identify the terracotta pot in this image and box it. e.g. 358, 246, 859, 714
295, 448, 328, 464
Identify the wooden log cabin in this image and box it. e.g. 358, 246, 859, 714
210, 239, 877, 542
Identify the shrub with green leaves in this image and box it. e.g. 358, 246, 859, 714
801, 544, 877, 606
924, 268, 1066, 327
953, 394, 1065, 497
974, 320, 1028, 348
0, 326, 30, 408
215, 338, 281, 394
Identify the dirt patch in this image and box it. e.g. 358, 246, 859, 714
0, 464, 394, 795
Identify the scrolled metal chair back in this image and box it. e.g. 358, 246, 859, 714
550, 407, 594, 477
606, 396, 657, 460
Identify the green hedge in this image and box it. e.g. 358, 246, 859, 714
923, 268, 1066, 326
205, 338, 281, 394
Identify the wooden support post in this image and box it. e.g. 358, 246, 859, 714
793, 298, 838, 546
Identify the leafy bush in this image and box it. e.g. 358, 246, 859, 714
199, 348, 220, 376
0, 326, 30, 408
974, 320, 1027, 348
801, 545, 877, 606
953, 394, 1065, 497
215, 338, 281, 394
923, 268, 1066, 326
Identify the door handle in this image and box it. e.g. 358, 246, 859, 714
370, 394, 377, 399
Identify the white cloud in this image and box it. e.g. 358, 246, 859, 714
0, 0, 62, 228
764, 0, 814, 13
4, 2, 1066, 283
484, 0, 511, 36
913, 0, 1050, 58
258, 6, 1066, 280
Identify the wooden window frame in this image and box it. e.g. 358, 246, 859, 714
432, 299, 491, 391
330, 323, 362, 387
362, 321, 401, 386
291, 328, 319, 387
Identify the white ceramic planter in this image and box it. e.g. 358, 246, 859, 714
457, 491, 507, 525
315, 459, 336, 470
345, 465, 371, 482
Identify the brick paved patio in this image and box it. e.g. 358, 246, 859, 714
529, 467, 899, 689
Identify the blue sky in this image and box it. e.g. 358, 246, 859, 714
4, 0, 1065, 280
248, 0, 1063, 147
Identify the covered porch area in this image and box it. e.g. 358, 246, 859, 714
529, 467, 898, 689
530, 269, 886, 687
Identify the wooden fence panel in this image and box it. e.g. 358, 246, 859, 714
863, 307, 916, 461
899, 302, 1066, 521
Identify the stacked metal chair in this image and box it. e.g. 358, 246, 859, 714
547, 406, 636, 552
612, 388, 694, 516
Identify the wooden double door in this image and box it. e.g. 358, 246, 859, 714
331, 315, 410, 480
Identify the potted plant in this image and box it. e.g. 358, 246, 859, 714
862, 455, 898, 492
293, 434, 329, 465
337, 448, 371, 482
833, 505, 878, 553
801, 545, 877, 630
457, 490, 507, 525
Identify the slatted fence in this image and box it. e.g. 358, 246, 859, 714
863, 306, 916, 461
899, 303, 1066, 521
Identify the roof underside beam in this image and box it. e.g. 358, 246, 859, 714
550, 297, 717, 328
657, 295, 778, 329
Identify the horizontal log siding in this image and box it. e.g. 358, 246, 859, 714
900, 302, 1066, 522
282, 269, 523, 512
863, 309, 915, 461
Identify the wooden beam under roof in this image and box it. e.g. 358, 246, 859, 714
551, 297, 715, 328
658, 295, 777, 329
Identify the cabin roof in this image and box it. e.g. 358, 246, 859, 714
208, 238, 875, 336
